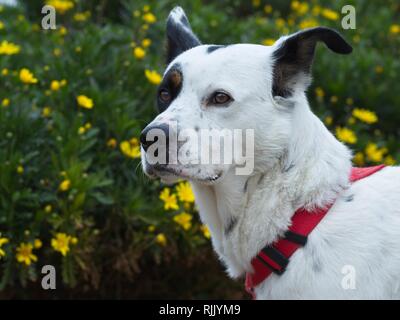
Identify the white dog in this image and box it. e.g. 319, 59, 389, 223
140, 7, 400, 299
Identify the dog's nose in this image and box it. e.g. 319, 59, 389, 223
140, 124, 169, 152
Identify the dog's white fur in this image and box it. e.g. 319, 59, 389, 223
141, 7, 400, 299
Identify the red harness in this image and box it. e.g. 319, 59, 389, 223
245, 165, 386, 298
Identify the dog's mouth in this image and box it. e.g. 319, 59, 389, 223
148, 164, 222, 184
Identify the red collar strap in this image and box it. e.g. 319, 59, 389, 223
245, 165, 386, 298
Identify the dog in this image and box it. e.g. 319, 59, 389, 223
140, 6, 400, 299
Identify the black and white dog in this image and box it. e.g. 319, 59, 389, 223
141, 7, 400, 299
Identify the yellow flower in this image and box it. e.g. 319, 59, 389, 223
51, 233, 71, 256
375, 66, 384, 74
50, 80, 61, 91
291, 1, 309, 15
17, 165, 24, 174
74, 12, 90, 22
0, 40, 20, 55
312, 5, 321, 16
142, 38, 152, 48
148, 225, 156, 232
59, 26, 68, 36
70, 237, 78, 245
353, 152, 365, 166
353, 35, 361, 43
321, 8, 339, 21
365, 143, 387, 163
275, 18, 285, 29
85, 123, 92, 130
78, 126, 86, 135
1, 68, 8, 76
0, 237, 9, 258
385, 155, 396, 166
159, 188, 179, 210
330, 96, 338, 104
346, 98, 354, 105
59, 179, 71, 191
155, 233, 167, 246
264, 5, 273, 14
142, 12, 156, 24
200, 225, 211, 239
2, 98, 10, 107
120, 138, 141, 159
133, 10, 140, 18
262, 38, 275, 46
324, 116, 333, 126
46, 0, 74, 15
352, 108, 378, 124
335, 127, 357, 144
390, 24, 400, 34
176, 181, 195, 203
42, 106, 51, 117
145, 69, 162, 85
44, 204, 52, 213
60, 79, 67, 86
315, 87, 325, 98
133, 47, 146, 59
348, 117, 356, 125
299, 18, 318, 29
143, 5, 151, 12
173, 212, 193, 230
75, 46, 82, 53
19, 68, 38, 84
16, 243, 37, 266
252, 0, 261, 7
34, 239, 42, 249
77, 95, 94, 109
0, 21, 4, 30
107, 138, 117, 149
53, 48, 62, 57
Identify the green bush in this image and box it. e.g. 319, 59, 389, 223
0, 0, 399, 298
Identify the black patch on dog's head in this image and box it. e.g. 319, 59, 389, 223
272, 27, 352, 98
207, 45, 227, 54
157, 63, 183, 112
166, 7, 201, 64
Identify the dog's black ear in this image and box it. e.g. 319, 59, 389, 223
166, 6, 201, 64
271, 27, 352, 98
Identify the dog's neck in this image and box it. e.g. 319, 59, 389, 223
191, 97, 352, 278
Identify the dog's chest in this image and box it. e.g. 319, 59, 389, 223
216, 174, 296, 277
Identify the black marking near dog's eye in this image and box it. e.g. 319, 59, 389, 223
225, 217, 238, 235
157, 63, 183, 112
207, 45, 227, 54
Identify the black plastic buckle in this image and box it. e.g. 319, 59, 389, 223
257, 246, 289, 275
284, 230, 308, 246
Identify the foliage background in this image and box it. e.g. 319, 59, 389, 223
0, 0, 399, 299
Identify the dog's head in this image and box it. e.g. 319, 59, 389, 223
140, 6, 352, 184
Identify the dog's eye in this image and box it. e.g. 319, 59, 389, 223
211, 92, 232, 105
159, 89, 171, 103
